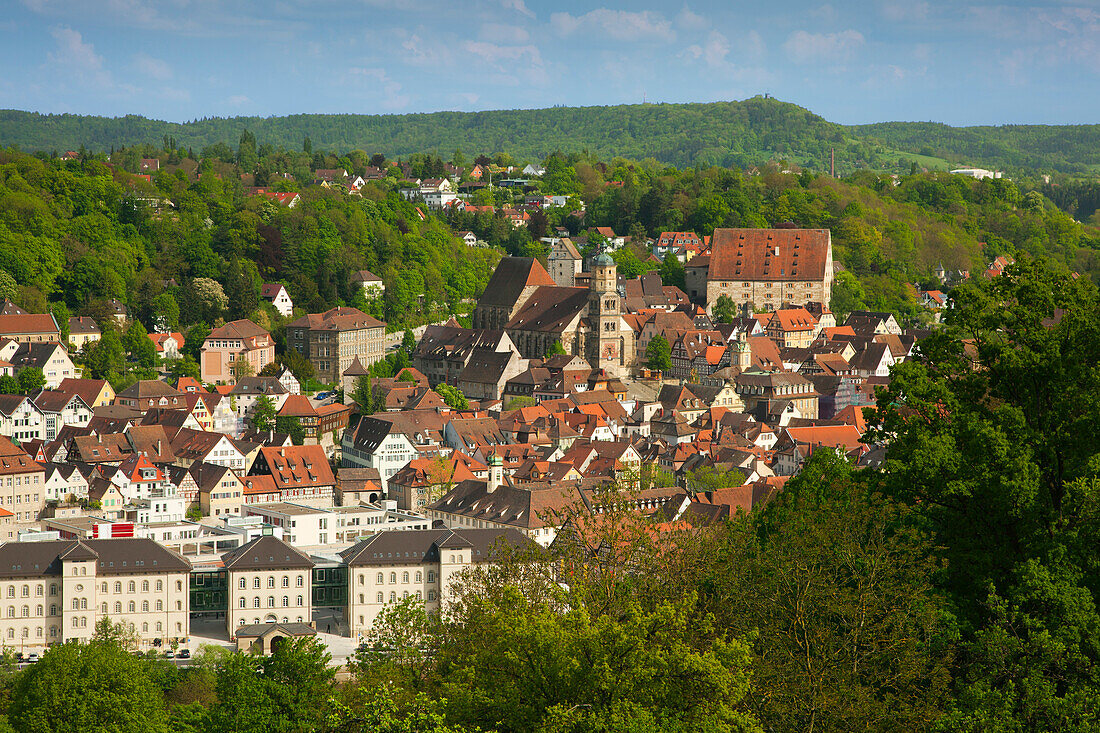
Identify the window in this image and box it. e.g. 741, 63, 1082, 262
128, 601, 135, 613
128, 581, 135, 593
253, 578, 261, 589
156, 580, 162, 592
402, 572, 409, 584
358, 574, 364, 586
115, 582, 122, 593
389, 572, 396, 584
389, 592, 396, 603
282, 596, 289, 607
296, 576, 303, 587
142, 623, 148, 633
156, 600, 162, 611
35, 605, 41, 616
253, 598, 260, 608
115, 602, 122, 613
376, 572, 383, 584
141, 581, 149, 593
176, 601, 182, 611
20, 605, 27, 617
282, 576, 289, 588
100, 583, 107, 594
376, 592, 383, 603
156, 622, 162, 632
239, 578, 246, 589
239, 598, 246, 608
267, 577, 275, 588
141, 601, 149, 612
267, 597, 274, 608
415, 571, 422, 583
100, 603, 107, 614
428, 590, 436, 601
296, 595, 303, 606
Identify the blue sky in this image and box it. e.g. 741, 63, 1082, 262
0, 0, 1095, 126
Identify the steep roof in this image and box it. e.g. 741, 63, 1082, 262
257, 445, 335, 489
207, 319, 269, 340
708, 228, 830, 282
0, 314, 59, 336
221, 535, 313, 571
504, 286, 589, 333
288, 306, 385, 332
477, 257, 556, 309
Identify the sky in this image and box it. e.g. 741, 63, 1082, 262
0, 0, 1097, 126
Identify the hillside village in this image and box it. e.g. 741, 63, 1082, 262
0, 151, 1005, 655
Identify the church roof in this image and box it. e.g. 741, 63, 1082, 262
477, 257, 556, 309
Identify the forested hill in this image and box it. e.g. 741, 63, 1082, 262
5, 98, 1100, 176
0, 98, 865, 172
852, 120, 1100, 176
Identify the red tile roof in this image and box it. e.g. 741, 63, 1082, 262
708, 228, 830, 282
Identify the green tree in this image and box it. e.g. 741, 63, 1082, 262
83, 330, 126, 379
659, 252, 686, 289
123, 319, 156, 368
867, 258, 1100, 726
545, 340, 567, 358
183, 323, 210, 362
439, 587, 760, 732
699, 449, 953, 732
713, 294, 737, 324
401, 329, 417, 354
9, 640, 169, 733
208, 637, 334, 733
351, 376, 375, 415
250, 394, 277, 432
16, 367, 45, 393
276, 416, 305, 445
0, 271, 17, 302
684, 465, 745, 495
435, 383, 468, 410
167, 355, 201, 381
0, 376, 17, 395
646, 334, 672, 373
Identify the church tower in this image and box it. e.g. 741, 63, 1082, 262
586, 251, 627, 376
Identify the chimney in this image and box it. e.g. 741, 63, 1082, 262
487, 454, 504, 493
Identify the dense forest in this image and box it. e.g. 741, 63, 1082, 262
8, 97, 1100, 177
2, 262, 1099, 731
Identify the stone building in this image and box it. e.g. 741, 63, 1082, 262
0, 538, 191, 648
685, 228, 834, 312
287, 307, 386, 385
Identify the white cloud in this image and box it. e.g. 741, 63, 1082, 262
550, 9, 675, 42
462, 40, 542, 66
782, 29, 864, 64
48, 27, 103, 71
133, 52, 172, 80
227, 95, 250, 106
400, 33, 452, 67
676, 6, 707, 31
682, 30, 764, 68
480, 23, 530, 43
501, 0, 534, 19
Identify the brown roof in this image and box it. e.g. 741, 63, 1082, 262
708, 228, 830, 281
221, 535, 313, 571
277, 394, 318, 418
0, 538, 190, 578
341, 527, 534, 566
288, 307, 384, 332
478, 257, 556, 309
0, 313, 59, 336
58, 378, 111, 406
505, 286, 589, 333
256, 445, 335, 489
0, 438, 42, 475
207, 319, 269, 340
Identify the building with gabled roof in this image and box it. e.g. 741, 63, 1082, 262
0, 537, 191, 645
341, 527, 534, 636
250, 445, 335, 508
221, 535, 314, 635
260, 283, 294, 317
686, 228, 833, 312
288, 307, 386, 384
0, 313, 60, 343
200, 319, 274, 384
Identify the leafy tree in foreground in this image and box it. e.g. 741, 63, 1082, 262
435, 383, 468, 410
713, 294, 737, 324
867, 257, 1100, 729
16, 367, 45, 393
9, 639, 169, 733
734, 450, 951, 731
351, 376, 375, 415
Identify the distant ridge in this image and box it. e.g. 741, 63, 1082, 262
1, 97, 1097, 175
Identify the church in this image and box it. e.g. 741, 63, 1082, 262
472, 254, 636, 379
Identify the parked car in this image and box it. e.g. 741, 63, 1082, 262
25, 653, 38, 663
177, 649, 190, 659
164, 650, 175, 659
316, 391, 331, 400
